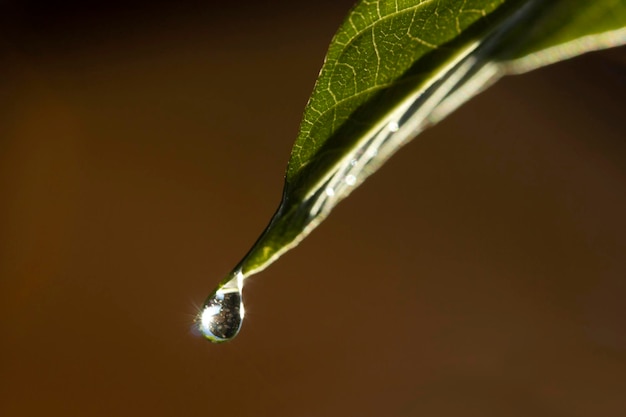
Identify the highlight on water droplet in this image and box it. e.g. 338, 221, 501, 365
196, 271, 245, 343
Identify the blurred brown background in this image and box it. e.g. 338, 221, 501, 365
1, 1, 625, 416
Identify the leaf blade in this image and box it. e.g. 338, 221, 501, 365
217, 0, 626, 284
288, 0, 510, 183
495, 0, 626, 72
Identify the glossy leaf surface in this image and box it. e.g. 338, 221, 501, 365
211, 0, 626, 289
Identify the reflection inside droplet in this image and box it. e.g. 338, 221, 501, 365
197, 274, 244, 343
388, 121, 399, 132
345, 175, 356, 185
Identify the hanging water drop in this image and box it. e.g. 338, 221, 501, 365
196, 273, 245, 343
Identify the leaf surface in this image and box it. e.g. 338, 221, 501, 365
495, 0, 626, 72
213, 0, 626, 286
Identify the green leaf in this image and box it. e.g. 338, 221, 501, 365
211, 0, 626, 288
495, 0, 626, 72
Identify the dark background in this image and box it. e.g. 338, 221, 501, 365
1, 1, 625, 416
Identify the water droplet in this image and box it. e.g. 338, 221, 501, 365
325, 187, 335, 197
388, 121, 399, 132
345, 175, 356, 185
196, 273, 245, 343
